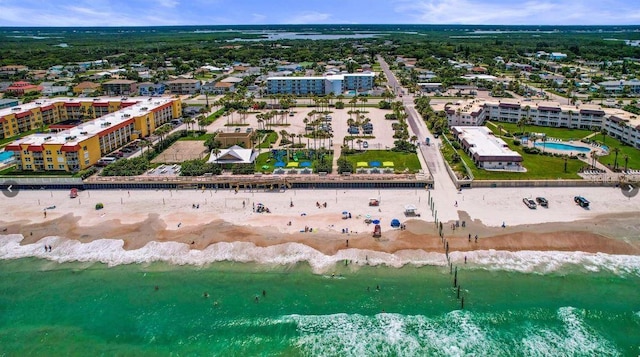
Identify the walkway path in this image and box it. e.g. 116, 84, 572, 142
377, 55, 462, 223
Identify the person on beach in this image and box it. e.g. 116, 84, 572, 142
475, 234, 478, 243
243, 201, 246, 208
468, 233, 471, 242
44, 210, 47, 218
346, 239, 349, 247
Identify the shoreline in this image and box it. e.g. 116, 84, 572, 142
0, 187, 639, 270
3, 209, 639, 257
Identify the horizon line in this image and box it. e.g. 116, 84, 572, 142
1, 24, 640, 29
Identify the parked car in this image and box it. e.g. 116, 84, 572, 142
574, 196, 590, 207
522, 198, 537, 209
363, 141, 369, 149
535, 197, 548, 207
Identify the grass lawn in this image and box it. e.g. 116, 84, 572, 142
254, 151, 332, 173
487, 121, 640, 170
592, 136, 640, 171
178, 133, 215, 141
256, 131, 278, 149
203, 108, 226, 125
341, 150, 421, 173
487, 121, 593, 140
442, 134, 584, 180
0, 166, 76, 177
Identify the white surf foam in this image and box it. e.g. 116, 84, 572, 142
521, 307, 619, 357
281, 308, 619, 356
1, 234, 639, 276
449, 249, 640, 276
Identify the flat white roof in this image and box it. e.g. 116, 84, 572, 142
268, 73, 375, 81
7, 97, 176, 147
453, 126, 521, 160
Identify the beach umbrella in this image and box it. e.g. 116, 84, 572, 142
365, 214, 371, 219
342, 211, 349, 214
390, 219, 400, 227
372, 219, 380, 224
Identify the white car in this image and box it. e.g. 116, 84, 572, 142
363, 141, 369, 149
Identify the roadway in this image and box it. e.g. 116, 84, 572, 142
377, 56, 461, 221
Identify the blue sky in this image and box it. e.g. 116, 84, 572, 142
0, 0, 639, 27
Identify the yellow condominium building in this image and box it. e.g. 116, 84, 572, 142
5, 97, 182, 172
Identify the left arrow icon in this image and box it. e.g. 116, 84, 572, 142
7, 185, 12, 192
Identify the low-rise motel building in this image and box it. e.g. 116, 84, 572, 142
440, 99, 640, 150
451, 126, 523, 170
4, 97, 181, 172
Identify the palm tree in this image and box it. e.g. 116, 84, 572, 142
563, 157, 568, 173
612, 147, 621, 170
517, 116, 528, 135
211, 147, 222, 169
356, 138, 363, 150
623, 154, 629, 173
410, 135, 418, 146
359, 96, 368, 112
590, 150, 599, 169
600, 128, 607, 144
183, 117, 195, 134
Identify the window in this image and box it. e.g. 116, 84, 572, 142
57, 150, 62, 155
45, 150, 52, 155
83, 146, 87, 150
58, 165, 65, 169
47, 164, 54, 169
46, 157, 53, 162
26, 164, 32, 169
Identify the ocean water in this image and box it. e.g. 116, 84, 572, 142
0, 250, 639, 356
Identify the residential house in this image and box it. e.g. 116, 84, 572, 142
166, 79, 201, 95
137, 82, 166, 96
73, 81, 101, 96
5, 81, 43, 96
102, 79, 137, 96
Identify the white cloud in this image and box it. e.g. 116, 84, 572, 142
251, 13, 267, 23
158, 0, 179, 8
392, 0, 640, 25
285, 11, 331, 24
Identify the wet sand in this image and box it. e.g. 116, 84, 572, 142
6, 211, 640, 257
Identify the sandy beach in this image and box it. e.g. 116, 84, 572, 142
1, 186, 639, 258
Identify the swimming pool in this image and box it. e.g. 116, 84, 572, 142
0, 151, 15, 163
534, 142, 591, 153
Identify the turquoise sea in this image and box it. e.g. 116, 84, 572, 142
1, 257, 639, 356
